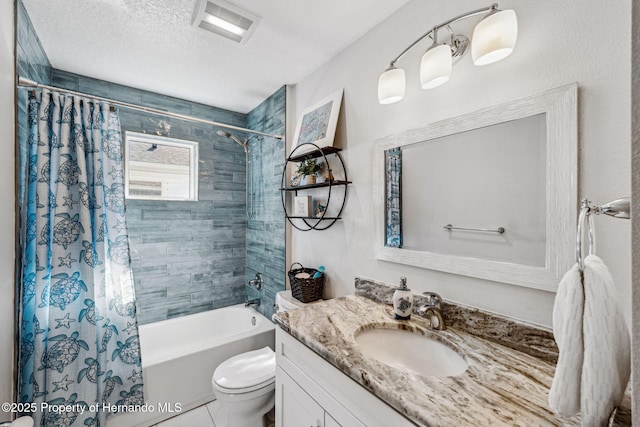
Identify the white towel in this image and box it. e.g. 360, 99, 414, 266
580, 255, 630, 426
549, 256, 630, 426
549, 263, 583, 416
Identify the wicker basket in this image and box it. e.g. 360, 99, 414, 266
287, 262, 324, 303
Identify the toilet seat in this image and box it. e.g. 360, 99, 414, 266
213, 378, 275, 395
213, 346, 275, 394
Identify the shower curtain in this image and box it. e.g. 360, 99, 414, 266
18, 90, 143, 426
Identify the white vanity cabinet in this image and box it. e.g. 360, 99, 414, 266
277, 366, 337, 427
275, 328, 415, 427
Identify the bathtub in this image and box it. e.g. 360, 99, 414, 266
108, 305, 275, 427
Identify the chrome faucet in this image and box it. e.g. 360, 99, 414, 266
245, 299, 261, 308
417, 292, 445, 330
249, 273, 263, 290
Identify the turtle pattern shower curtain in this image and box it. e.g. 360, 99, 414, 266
18, 90, 143, 426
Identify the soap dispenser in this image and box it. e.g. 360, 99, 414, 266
392, 277, 413, 320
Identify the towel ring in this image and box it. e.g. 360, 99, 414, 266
576, 200, 596, 271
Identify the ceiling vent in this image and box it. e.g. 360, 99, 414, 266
191, 0, 261, 44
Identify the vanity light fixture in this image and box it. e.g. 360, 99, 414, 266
378, 3, 517, 104
191, 0, 261, 44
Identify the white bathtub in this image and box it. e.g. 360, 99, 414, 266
108, 305, 275, 427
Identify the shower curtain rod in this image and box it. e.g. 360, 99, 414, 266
17, 76, 285, 141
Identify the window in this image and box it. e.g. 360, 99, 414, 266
125, 132, 199, 201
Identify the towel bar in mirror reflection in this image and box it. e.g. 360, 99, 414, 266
443, 224, 506, 234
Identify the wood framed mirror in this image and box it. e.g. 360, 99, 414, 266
373, 84, 577, 292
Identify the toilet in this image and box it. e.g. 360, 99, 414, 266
211, 291, 322, 427
274, 289, 320, 312
212, 346, 276, 427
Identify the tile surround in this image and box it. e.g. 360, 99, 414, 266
15, 0, 52, 319
50, 70, 249, 324
16, 0, 51, 85
17, 1, 286, 325
245, 86, 287, 321
16, 0, 51, 215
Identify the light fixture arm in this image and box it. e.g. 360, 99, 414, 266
388, 3, 498, 67
442, 25, 454, 44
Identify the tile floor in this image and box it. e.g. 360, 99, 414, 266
153, 402, 217, 427
153, 401, 275, 427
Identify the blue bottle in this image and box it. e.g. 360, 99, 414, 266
312, 266, 325, 279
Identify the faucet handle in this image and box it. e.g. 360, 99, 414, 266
422, 291, 442, 308
424, 307, 445, 330
249, 273, 263, 291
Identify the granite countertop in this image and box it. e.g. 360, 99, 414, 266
273, 293, 631, 427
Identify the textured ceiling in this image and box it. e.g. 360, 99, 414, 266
22, 0, 410, 113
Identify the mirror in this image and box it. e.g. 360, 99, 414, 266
373, 84, 577, 292
398, 114, 546, 265
125, 132, 199, 201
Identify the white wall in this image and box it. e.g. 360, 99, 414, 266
0, 0, 15, 411
631, 0, 639, 422
289, 0, 631, 327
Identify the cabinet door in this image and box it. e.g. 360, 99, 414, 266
276, 366, 324, 427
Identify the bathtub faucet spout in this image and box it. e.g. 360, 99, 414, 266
245, 299, 261, 308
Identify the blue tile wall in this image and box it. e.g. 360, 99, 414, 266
16, 1, 286, 325
16, 0, 51, 207
16, 0, 51, 85
50, 70, 249, 324
245, 86, 287, 320
16, 0, 52, 307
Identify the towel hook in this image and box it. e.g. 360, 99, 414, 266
576, 199, 596, 271
576, 197, 629, 270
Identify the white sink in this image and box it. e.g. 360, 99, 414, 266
354, 326, 468, 377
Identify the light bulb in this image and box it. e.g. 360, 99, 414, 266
420, 44, 452, 89
378, 67, 406, 104
472, 9, 518, 66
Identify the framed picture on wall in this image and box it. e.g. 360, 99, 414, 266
291, 88, 343, 155
294, 196, 312, 217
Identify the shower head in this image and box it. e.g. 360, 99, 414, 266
217, 129, 254, 219
216, 130, 246, 146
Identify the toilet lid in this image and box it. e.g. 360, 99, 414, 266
276, 290, 323, 312
213, 346, 275, 391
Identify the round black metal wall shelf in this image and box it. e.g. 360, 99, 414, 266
280, 143, 351, 231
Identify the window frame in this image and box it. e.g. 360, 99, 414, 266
124, 131, 199, 201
